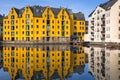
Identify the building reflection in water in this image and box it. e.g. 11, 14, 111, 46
0, 46, 3, 69
3, 45, 85, 80
86, 47, 120, 80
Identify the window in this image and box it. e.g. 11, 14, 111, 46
119, 53, 120, 57
52, 20, 54, 23
11, 32, 14, 36
66, 32, 68, 34
80, 22, 81, 25
119, 60, 120, 64
74, 26, 77, 30
11, 15, 14, 19
16, 32, 18, 34
58, 26, 60, 29
31, 25, 33, 28
26, 20, 30, 24
22, 20, 24, 23
66, 21, 68, 24
52, 31, 54, 34
74, 22, 76, 24
37, 37, 39, 40
26, 25, 30, 30
52, 26, 54, 29
58, 31, 60, 34
43, 20, 45, 23
26, 31, 30, 36
78, 32, 81, 36
82, 22, 84, 25
43, 31, 45, 34
31, 31, 33, 34
16, 26, 18, 29
43, 25, 45, 28
22, 25, 24, 29
36, 19, 39, 23
22, 31, 24, 34
11, 20, 14, 25
66, 26, 68, 29
16, 20, 18, 23
74, 32, 77, 35
11, 26, 14, 30
36, 31, 39, 34
36, 25, 39, 28
26, 14, 30, 18
119, 34, 120, 39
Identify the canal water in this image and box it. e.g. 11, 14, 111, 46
0, 45, 119, 80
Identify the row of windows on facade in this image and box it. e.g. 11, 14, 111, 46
4, 18, 85, 25
4, 47, 71, 51
4, 31, 70, 36
4, 25, 70, 30
91, 12, 120, 24
4, 36, 70, 41
4, 19, 72, 25
4, 46, 70, 52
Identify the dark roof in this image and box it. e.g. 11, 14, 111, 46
88, 10, 95, 17
99, 0, 118, 10
89, 0, 118, 17
11, 5, 73, 18
73, 12, 85, 20
30, 6, 46, 17
51, 7, 61, 17
0, 14, 4, 24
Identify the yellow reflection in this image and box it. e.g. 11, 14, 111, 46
3, 45, 85, 80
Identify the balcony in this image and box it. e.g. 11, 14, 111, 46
101, 30, 105, 33
101, 15, 105, 21
91, 21, 94, 25
101, 38, 105, 41
91, 32, 94, 34
91, 26, 94, 30
91, 38, 94, 40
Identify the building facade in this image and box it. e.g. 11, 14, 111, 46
3, 6, 85, 43
87, 0, 120, 43
0, 14, 4, 41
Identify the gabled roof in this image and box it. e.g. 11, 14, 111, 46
51, 7, 61, 17
30, 6, 46, 17
73, 12, 85, 20
6, 5, 85, 20
89, 0, 118, 17
99, 0, 118, 10
0, 14, 4, 24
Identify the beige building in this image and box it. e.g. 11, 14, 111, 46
87, 0, 120, 43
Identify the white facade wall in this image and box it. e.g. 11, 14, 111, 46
87, 0, 120, 43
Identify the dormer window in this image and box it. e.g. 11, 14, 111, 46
26, 14, 30, 18
36, 9, 39, 13
41, 10, 43, 12
11, 15, 14, 19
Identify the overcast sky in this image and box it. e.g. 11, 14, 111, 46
0, 0, 108, 20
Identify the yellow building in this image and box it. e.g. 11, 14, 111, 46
3, 6, 85, 43
3, 45, 85, 80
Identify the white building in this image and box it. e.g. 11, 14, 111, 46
87, 0, 120, 43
